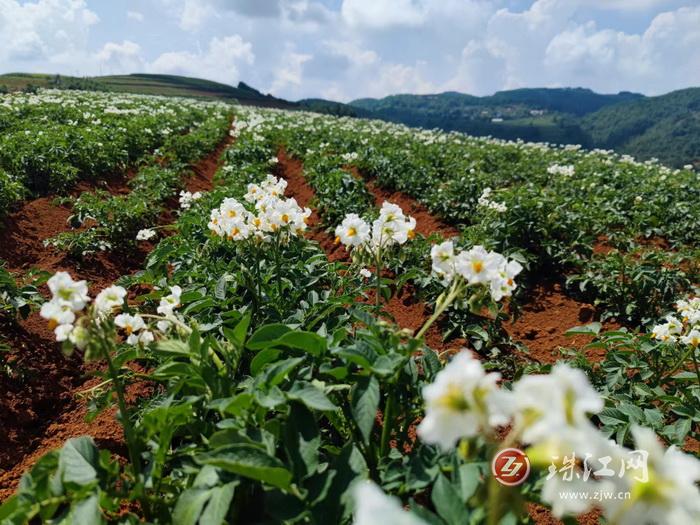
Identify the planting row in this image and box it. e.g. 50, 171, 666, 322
0, 89, 231, 216
272, 109, 699, 327
1, 108, 698, 524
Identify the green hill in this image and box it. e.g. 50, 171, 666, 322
581, 88, 700, 166
0, 72, 295, 108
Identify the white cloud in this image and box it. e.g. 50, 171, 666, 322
150, 35, 255, 85
324, 40, 378, 67
269, 45, 313, 94
341, 0, 426, 28
127, 10, 144, 22
587, 0, 674, 10
448, 0, 700, 95
95, 41, 144, 73
0, 0, 98, 63
178, 0, 216, 31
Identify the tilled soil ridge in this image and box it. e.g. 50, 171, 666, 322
0, 131, 234, 499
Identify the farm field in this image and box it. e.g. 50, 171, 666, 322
0, 90, 699, 524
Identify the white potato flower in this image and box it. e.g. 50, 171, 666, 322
681, 329, 700, 347
417, 352, 506, 450
335, 214, 371, 247
47, 272, 90, 312
430, 241, 456, 283
136, 228, 156, 241
495, 363, 603, 446
157, 286, 183, 317
179, 190, 202, 210
94, 285, 127, 314
455, 246, 502, 285
40, 300, 76, 329
54, 323, 75, 342
489, 259, 523, 301
599, 426, 700, 525
352, 481, 427, 525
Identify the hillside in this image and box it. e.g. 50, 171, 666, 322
352, 87, 642, 116
350, 88, 700, 167
0, 72, 295, 108
582, 87, 700, 166
348, 88, 643, 150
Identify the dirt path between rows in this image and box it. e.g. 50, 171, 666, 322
0, 131, 234, 499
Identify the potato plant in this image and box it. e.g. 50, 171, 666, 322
1, 106, 699, 525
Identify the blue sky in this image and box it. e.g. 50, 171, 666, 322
1, 0, 699, 101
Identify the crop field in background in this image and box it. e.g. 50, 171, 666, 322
0, 89, 698, 524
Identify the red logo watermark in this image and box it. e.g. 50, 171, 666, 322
491, 448, 531, 486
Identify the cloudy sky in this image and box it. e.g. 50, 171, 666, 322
1, 0, 699, 101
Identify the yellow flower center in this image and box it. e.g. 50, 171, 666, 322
228, 210, 237, 218
347, 227, 357, 237
437, 383, 470, 411
472, 260, 484, 273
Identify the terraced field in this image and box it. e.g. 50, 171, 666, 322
0, 93, 698, 524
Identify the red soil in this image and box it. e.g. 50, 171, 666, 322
276, 149, 348, 263
506, 282, 618, 364
0, 131, 233, 499
361, 175, 460, 239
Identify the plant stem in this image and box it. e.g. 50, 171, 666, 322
375, 248, 383, 314
379, 392, 395, 457
690, 347, 700, 390
100, 336, 148, 515
274, 232, 283, 298
487, 429, 519, 525
416, 278, 465, 339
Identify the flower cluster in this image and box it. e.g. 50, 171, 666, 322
416, 352, 700, 523
39, 273, 92, 347
652, 298, 700, 346
547, 164, 575, 177
334, 202, 416, 254
179, 190, 203, 210
430, 241, 522, 301
136, 228, 157, 241
477, 187, 507, 213
40, 271, 184, 349
208, 175, 311, 242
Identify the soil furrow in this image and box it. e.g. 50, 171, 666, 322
0, 131, 234, 499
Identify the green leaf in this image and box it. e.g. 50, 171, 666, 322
71, 495, 103, 525
617, 402, 644, 423
223, 312, 251, 348
199, 445, 293, 490
215, 275, 228, 300
247, 324, 292, 350
457, 463, 482, 501
432, 474, 469, 525
276, 331, 327, 356
58, 437, 99, 486
173, 488, 211, 525
350, 376, 379, 443
250, 348, 282, 376
263, 357, 305, 386
284, 404, 320, 479
156, 339, 192, 356
288, 384, 338, 411
200, 482, 237, 524
565, 322, 601, 336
